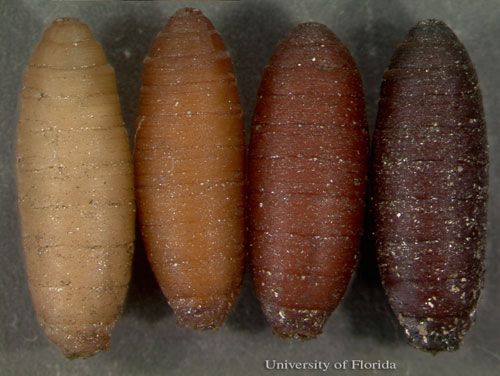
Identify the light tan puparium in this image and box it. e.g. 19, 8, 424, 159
16, 18, 135, 358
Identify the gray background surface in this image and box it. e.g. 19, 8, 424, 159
1, 0, 499, 375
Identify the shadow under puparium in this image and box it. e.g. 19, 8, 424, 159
99, 12, 171, 324
218, 0, 295, 333
340, 0, 414, 345
225, 270, 268, 333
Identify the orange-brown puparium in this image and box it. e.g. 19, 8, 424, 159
134, 8, 245, 329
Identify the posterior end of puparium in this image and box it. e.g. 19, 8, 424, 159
169, 294, 236, 330
398, 314, 470, 354
263, 303, 329, 340
40, 320, 113, 359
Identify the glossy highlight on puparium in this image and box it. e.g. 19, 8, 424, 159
16, 18, 135, 358
134, 8, 245, 329
249, 22, 369, 339
373, 19, 488, 353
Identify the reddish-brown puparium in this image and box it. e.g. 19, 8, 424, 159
373, 19, 488, 352
249, 23, 369, 338
16, 18, 135, 358
134, 8, 245, 329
